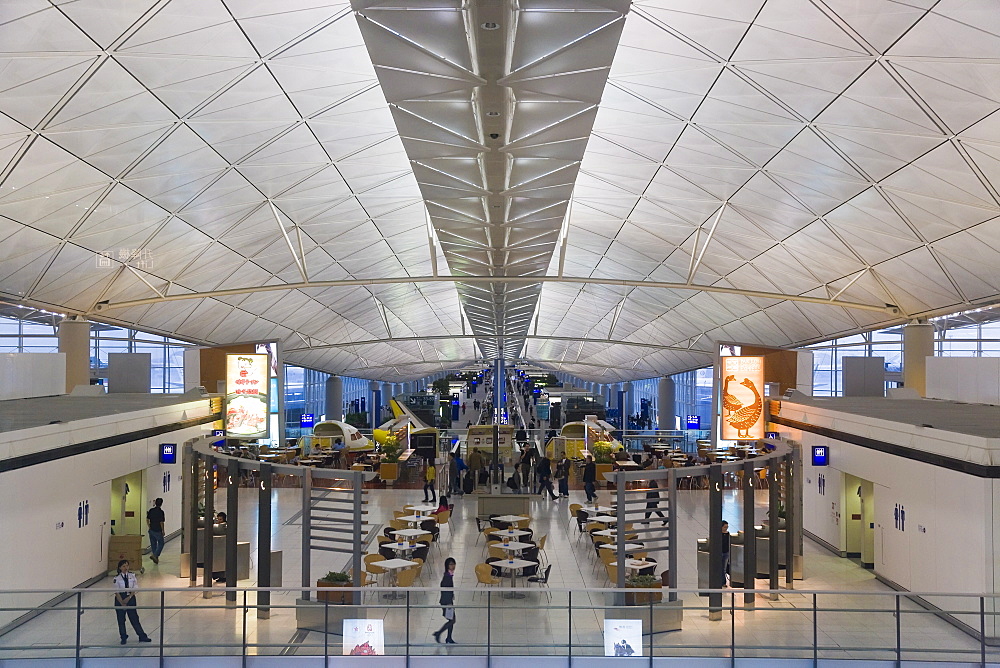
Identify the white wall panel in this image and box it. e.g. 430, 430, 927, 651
0, 353, 66, 401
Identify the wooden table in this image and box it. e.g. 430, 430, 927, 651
494, 540, 533, 556
624, 558, 655, 571
600, 542, 644, 555
493, 528, 530, 540
408, 504, 439, 513
494, 558, 537, 598
582, 506, 615, 515
373, 558, 417, 598
390, 528, 427, 539
397, 514, 431, 526
385, 541, 426, 557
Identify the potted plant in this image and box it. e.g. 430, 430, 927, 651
379, 434, 400, 485
591, 441, 614, 486
624, 573, 662, 606
317, 571, 356, 604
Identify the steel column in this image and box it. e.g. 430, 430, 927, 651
226, 457, 239, 605
785, 454, 795, 588
708, 464, 724, 620
258, 462, 272, 619
742, 460, 756, 609
668, 468, 678, 601
768, 461, 780, 599
202, 454, 215, 598
301, 467, 312, 601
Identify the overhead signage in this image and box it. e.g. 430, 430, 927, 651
604, 619, 642, 657
812, 445, 829, 467
159, 443, 176, 464
720, 355, 765, 441
300, 413, 315, 429
225, 353, 269, 439
343, 619, 384, 655
686, 415, 700, 430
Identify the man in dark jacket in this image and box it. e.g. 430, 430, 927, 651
582, 455, 597, 504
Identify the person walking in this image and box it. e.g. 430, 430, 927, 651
146, 498, 165, 564
113, 560, 152, 645
720, 520, 731, 587
643, 480, 667, 525
556, 456, 570, 498
535, 455, 558, 500
423, 459, 437, 503
582, 455, 597, 504
468, 448, 485, 488
432, 557, 458, 644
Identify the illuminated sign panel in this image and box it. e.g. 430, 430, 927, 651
225, 353, 269, 439
720, 355, 764, 441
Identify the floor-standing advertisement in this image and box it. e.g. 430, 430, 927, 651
604, 619, 642, 657
343, 619, 384, 655
225, 353, 269, 439
720, 355, 765, 440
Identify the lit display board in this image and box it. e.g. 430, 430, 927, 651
720, 355, 765, 441
225, 353, 269, 439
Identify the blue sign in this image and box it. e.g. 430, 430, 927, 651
300, 414, 315, 428
212, 429, 225, 437
160, 443, 177, 464
685, 415, 700, 430
811, 445, 829, 467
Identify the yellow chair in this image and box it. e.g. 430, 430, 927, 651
606, 562, 619, 586
475, 563, 501, 597
478, 526, 499, 547
376, 536, 393, 545
389, 519, 406, 531
487, 543, 506, 560
513, 518, 530, 529
434, 509, 451, 537
393, 510, 410, 519
411, 557, 425, 583
535, 534, 548, 566
569, 503, 583, 529
363, 553, 388, 585
585, 522, 603, 534
395, 566, 418, 588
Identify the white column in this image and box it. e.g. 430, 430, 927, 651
326, 376, 343, 421
657, 377, 675, 430
903, 321, 935, 397
58, 317, 90, 393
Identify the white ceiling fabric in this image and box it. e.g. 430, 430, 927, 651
0, 0, 999, 382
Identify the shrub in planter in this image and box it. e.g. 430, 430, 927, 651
624, 573, 662, 606
317, 571, 357, 604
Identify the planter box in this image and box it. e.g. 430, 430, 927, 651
379, 462, 398, 486
603, 597, 684, 633
595, 463, 614, 487
624, 585, 663, 606
316, 580, 360, 605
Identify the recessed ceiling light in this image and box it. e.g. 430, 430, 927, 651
486, 111, 500, 117
481, 22, 500, 30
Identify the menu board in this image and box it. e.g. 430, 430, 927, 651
343, 619, 384, 655
225, 353, 269, 439
604, 619, 642, 657
720, 355, 764, 441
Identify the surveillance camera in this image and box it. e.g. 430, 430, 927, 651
489, 133, 500, 140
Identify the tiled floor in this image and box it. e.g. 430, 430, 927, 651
1, 483, 995, 662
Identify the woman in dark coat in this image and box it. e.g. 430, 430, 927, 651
432, 557, 457, 643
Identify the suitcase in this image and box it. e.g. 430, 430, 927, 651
478, 469, 489, 485
463, 472, 474, 494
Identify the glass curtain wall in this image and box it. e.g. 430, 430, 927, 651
0, 312, 188, 393
670, 368, 713, 430
282, 366, 374, 437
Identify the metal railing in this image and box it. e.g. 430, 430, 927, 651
1, 586, 997, 663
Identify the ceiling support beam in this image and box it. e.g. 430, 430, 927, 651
284, 334, 716, 355
93, 275, 901, 315
268, 200, 308, 284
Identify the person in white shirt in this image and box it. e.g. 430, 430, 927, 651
113, 559, 152, 645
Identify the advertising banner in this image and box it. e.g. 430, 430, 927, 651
343, 619, 384, 655
720, 355, 764, 440
604, 619, 642, 657
225, 353, 269, 439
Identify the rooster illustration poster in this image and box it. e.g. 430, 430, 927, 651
343, 619, 384, 656
225, 353, 269, 439
720, 356, 764, 441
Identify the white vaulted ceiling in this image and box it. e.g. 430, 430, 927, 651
1, 0, 1000, 382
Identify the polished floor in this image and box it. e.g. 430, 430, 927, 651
1, 480, 994, 662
